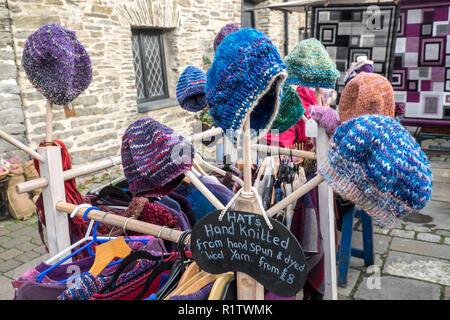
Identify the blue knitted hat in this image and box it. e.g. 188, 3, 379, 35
176, 66, 207, 112
206, 28, 287, 140
319, 114, 433, 228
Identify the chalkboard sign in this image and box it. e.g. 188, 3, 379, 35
191, 210, 307, 297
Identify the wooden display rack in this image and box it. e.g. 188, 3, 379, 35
0, 100, 338, 300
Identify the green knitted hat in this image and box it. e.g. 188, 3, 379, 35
270, 84, 305, 133
284, 38, 339, 89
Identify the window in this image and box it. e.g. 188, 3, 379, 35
242, 0, 256, 28
131, 29, 168, 104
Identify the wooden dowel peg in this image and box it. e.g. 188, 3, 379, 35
0, 129, 45, 163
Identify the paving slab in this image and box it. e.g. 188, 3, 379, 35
445, 287, 450, 300
390, 229, 415, 239
4, 253, 49, 281
337, 267, 361, 297
390, 237, 450, 260
430, 182, 450, 202
354, 275, 441, 300
384, 251, 450, 286
416, 233, 442, 243
416, 200, 450, 230
0, 276, 14, 300
351, 231, 391, 255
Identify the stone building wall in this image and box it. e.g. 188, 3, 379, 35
3, 0, 241, 165
0, 0, 26, 160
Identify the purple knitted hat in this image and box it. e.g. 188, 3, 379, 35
22, 23, 92, 106
213, 23, 240, 52
121, 118, 194, 197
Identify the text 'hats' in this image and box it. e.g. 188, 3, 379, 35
270, 84, 305, 134
121, 118, 194, 197
319, 114, 433, 228
338, 72, 395, 123
206, 28, 287, 140
22, 23, 92, 106
176, 66, 207, 112
284, 38, 339, 89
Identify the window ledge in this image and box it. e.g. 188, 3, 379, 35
138, 98, 179, 113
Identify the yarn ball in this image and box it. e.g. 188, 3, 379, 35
22, 23, 92, 106
176, 66, 207, 112
206, 28, 287, 141
338, 72, 395, 123
284, 38, 339, 89
270, 84, 305, 134
319, 114, 433, 228
213, 23, 241, 52
121, 118, 194, 197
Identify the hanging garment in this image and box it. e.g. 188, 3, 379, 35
262, 86, 318, 150
168, 192, 196, 228
168, 281, 215, 300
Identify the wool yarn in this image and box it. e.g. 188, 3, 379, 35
206, 28, 287, 140
213, 23, 240, 52
22, 23, 92, 106
308, 105, 341, 138
284, 38, 339, 89
338, 72, 395, 123
270, 84, 305, 134
121, 118, 194, 197
176, 66, 207, 112
319, 114, 433, 228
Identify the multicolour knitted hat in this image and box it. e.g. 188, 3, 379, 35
213, 23, 240, 52
22, 23, 92, 106
121, 118, 194, 197
176, 66, 207, 112
338, 72, 395, 123
344, 56, 375, 85
284, 38, 339, 89
319, 114, 433, 228
270, 84, 305, 134
206, 28, 287, 140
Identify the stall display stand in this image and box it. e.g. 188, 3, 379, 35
1, 104, 338, 300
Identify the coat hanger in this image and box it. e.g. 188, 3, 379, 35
163, 269, 220, 300
87, 216, 135, 276
208, 272, 235, 300
36, 206, 102, 282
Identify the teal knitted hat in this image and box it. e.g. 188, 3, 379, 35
270, 84, 305, 133
284, 38, 339, 89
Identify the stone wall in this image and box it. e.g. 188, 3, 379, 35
0, 0, 26, 160
4, 0, 241, 165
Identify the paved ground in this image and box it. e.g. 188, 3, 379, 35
0, 155, 449, 300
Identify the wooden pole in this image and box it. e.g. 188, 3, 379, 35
56, 201, 190, 245
46, 101, 53, 144
235, 117, 265, 300
251, 144, 316, 160
38, 146, 71, 257
0, 129, 45, 163
184, 171, 225, 210
316, 126, 338, 300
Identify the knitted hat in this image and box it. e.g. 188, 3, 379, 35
206, 28, 287, 140
270, 84, 305, 134
344, 56, 375, 85
176, 66, 207, 112
121, 118, 194, 197
338, 73, 395, 123
319, 114, 433, 228
284, 38, 339, 88
22, 23, 92, 106
213, 23, 240, 52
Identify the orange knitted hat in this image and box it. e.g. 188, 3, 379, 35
338, 73, 395, 123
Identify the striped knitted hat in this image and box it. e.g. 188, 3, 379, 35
176, 66, 207, 112
206, 28, 287, 140
319, 115, 433, 228
22, 23, 92, 106
270, 84, 305, 134
121, 118, 194, 197
339, 73, 395, 123
213, 23, 240, 52
284, 38, 339, 89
